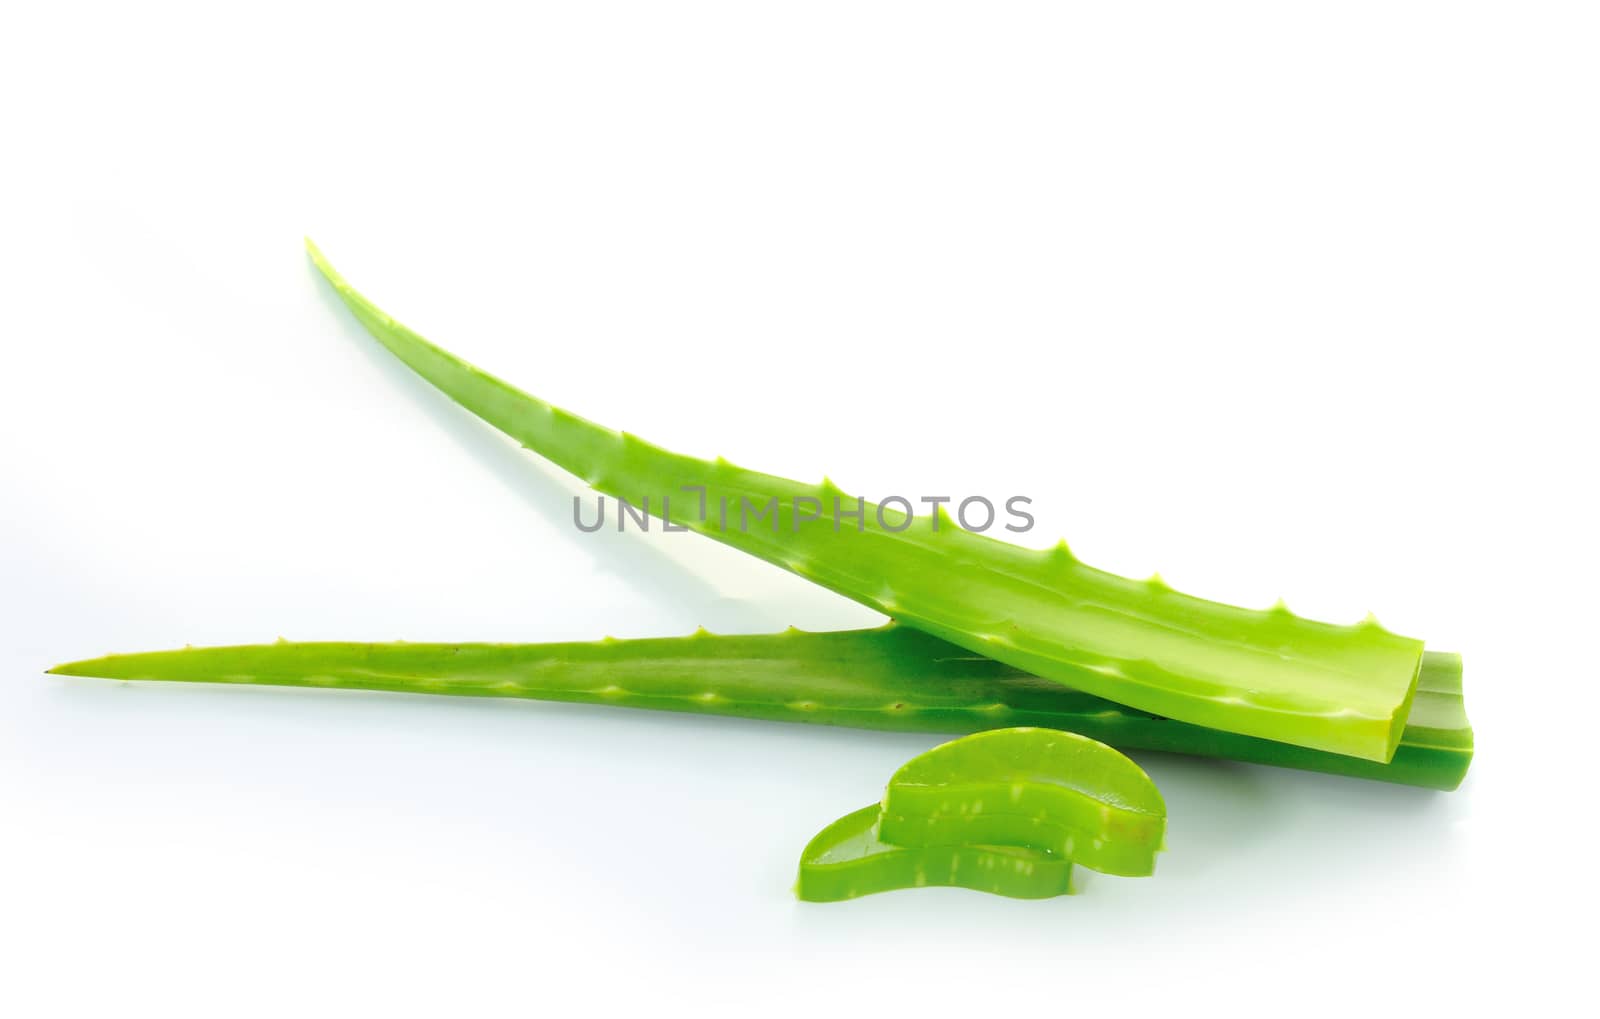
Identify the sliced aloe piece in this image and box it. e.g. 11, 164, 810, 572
796, 804, 1073, 902
305, 241, 1425, 763
879, 728, 1166, 877
46, 624, 1474, 789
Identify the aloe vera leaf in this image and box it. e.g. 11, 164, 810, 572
304, 241, 1423, 763
796, 803, 1073, 902
877, 728, 1165, 876
46, 625, 1471, 789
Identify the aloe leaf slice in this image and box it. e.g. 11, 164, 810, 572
304, 241, 1424, 762
878, 728, 1165, 877
46, 624, 1473, 789
796, 804, 1073, 902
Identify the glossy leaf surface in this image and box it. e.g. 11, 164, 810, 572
796, 804, 1072, 902
305, 241, 1423, 762
880, 728, 1165, 876
48, 625, 1473, 789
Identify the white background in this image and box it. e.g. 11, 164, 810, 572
3, 3, 1596, 1015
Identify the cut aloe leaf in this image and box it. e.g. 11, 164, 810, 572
796, 804, 1073, 902
46, 624, 1473, 789
878, 728, 1165, 877
305, 241, 1425, 763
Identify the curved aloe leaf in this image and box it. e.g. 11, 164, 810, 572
304, 242, 1425, 762
879, 727, 1165, 876
796, 803, 1073, 902
47, 624, 1472, 789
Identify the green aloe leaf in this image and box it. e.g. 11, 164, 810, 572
796, 804, 1073, 902
880, 728, 1165, 877
304, 241, 1424, 762
47, 624, 1472, 789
